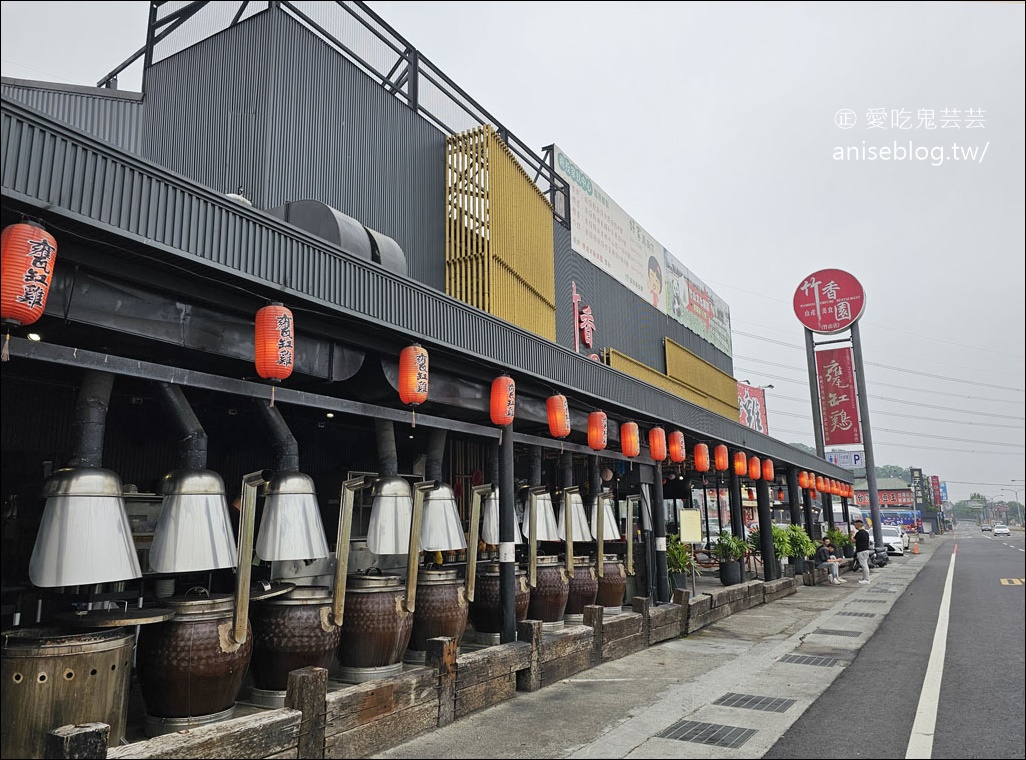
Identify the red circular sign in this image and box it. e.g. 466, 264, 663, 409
793, 269, 866, 334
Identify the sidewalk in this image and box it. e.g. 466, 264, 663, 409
373, 535, 947, 759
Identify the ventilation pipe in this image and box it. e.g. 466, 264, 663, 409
149, 383, 235, 574
420, 428, 466, 555
29, 370, 140, 587
367, 419, 413, 555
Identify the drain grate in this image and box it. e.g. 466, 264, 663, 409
813, 628, 862, 637
838, 611, 876, 618
868, 587, 897, 593
853, 598, 887, 603
779, 653, 840, 667
713, 692, 796, 713
656, 719, 756, 748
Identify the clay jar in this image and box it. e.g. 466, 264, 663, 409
338, 572, 412, 668
596, 554, 627, 609
249, 586, 340, 692
564, 556, 599, 617
136, 594, 251, 718
408, 568, 468, 651
525, 555, 570, 622
468, 561, 530, 634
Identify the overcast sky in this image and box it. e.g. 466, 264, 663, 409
2, 1, 1024, 506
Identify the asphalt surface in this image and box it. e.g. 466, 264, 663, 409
373, 535, 949, 759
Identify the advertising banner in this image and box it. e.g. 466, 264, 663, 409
815, 346, 862, 446
553, 144, 732, 356
738, 381, 769, 434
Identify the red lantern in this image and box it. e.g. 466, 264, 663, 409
1, 222, 57, 329
254, 303, 295, 382
816, 475, 825, 492
2, 222, 58, 360
798, 471, 809, 489
546, 393, 570, 438
733, 451, 748, 476
649, 427, 667, 462
693, 443, 710, 473
399, 343, 429, 406
746, 487, 755, 501
588, 411, 608, 451
810, 488, 818, 499
762, 458, 774, 482
620, 422, 640, 458
748, 455, 761, 481
713, 444, 728, 472
490, 374, 516, 426
668, 431, 686, 463
777, 487, 785, 501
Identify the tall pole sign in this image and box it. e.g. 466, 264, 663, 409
794, 269, 882, 543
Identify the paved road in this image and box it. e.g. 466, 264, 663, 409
374, 535, 949, 759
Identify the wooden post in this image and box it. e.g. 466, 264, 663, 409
631, 595, 651, 646
44, 723, 109, 759
672, 587, 692, 637
515, 619, 543, 692
285, 666, 328, 760
426, 636, 458, 726
583, 604, 604, 665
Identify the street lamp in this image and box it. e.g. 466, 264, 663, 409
1000, 488, 1024, 527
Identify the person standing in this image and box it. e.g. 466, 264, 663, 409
852, 519, 871, 584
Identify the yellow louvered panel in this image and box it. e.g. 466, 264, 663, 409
607, 347, 739, 421
446, 125, 555, 341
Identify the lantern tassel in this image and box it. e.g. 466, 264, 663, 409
411, 408, 416, 428
1, 332, 9, 363
498, 428, 503, 446
269, 385, 275, 408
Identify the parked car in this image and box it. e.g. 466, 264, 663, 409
992, 524, 1010, 536
878, 525, 906, 555
981, 524, 992, 531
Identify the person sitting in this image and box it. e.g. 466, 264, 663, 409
815, 537, 846, 584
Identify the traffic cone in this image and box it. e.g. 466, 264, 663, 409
913, 541, 919, 555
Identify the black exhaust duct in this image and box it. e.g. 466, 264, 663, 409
67, 370, 115, 468
157, 382, 208, 470
375, 418, 399, 477
255, 399, 300, 472
426, 428, 447, 482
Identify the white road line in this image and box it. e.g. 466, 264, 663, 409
905, 543, 957, 759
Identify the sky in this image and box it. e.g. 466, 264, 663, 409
2, 1, 1024, 507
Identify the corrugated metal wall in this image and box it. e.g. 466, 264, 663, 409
139, 5, 447, 290
445, 125, 556, 342
1, 79, 143, 154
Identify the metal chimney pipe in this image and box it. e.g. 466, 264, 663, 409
375, 419, 399, 478
426, 428, 446, 482
156, 382, 208, 470
67, 370, 114, 468
255, 399, 299, 472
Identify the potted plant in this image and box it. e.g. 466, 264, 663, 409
770, 524, 790, 577
827, 526, 855, 558
666, 533, 700, 590
784, 524, 816, 574
713, 531, 748, 586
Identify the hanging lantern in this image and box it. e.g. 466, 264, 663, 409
762, 458, 774, 482
798, 471, 810, 489
668, 431, 686, 463
546, 393, 570, 438
2, 221, 58, 361
714, 444, 728, 472
810, 488, 818, 499
254, 302, 294, 406
399, 343, 429, 425
748, 455, 761, 481
693, 443, 710, 473
746, 487, 755, 501
733, 451, 748, 476
649, 427, 667, 462
777, 487, 785, 502
620, 422, 640, 458
815, 475, 825, 492
588, 411, 608, 451
490, 374, 516, 426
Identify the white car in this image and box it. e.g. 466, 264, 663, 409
992, 524, 1010, 536
878, 525, 906, 555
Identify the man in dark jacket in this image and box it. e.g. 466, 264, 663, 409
852, 519, 872, 584
815, 537, 845, 584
